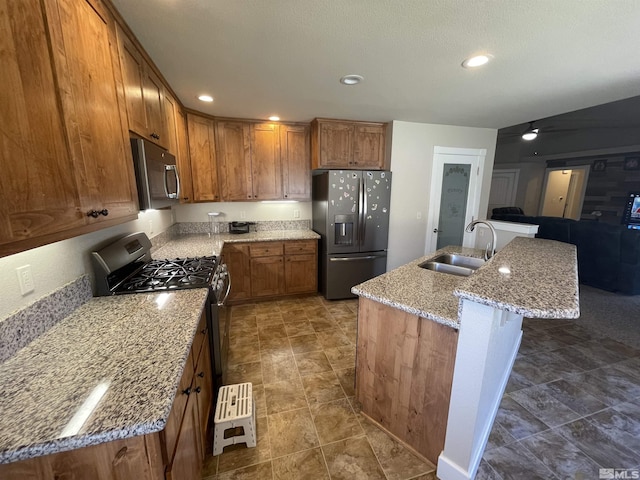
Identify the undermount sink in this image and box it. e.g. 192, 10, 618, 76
419, 254, 485, 277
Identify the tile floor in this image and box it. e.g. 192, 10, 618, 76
203, 293, 640, 480
202, 295, 436, 480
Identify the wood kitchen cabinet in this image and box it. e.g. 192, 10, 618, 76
164, 94, 194, 203
216, 121, 283, 201
281, 124, 311, 200
187, 113, 221, 202
0, 0, 138, 258
224, 240, 318, 303
116, 24, 167, 148
250, 242, 285, 297
311, 118, 387, 170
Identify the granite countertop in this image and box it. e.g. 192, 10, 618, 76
153, 230, 320, 259
0, 288, 208, 464
352, 237, 579, 329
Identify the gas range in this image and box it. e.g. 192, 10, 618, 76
91, 232, 218, 296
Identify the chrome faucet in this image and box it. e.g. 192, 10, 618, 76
465, 220, 497, 260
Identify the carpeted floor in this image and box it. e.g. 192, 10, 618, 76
573, 285, 640, 348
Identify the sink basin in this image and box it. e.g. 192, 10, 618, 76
418, 254, 485, 277
429, 254, 485, 270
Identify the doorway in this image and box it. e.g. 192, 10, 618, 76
539, 166, 590, 220
425, 147, 486, 254
489, 169, 520, 214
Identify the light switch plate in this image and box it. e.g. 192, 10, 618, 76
16, 265, 35, 295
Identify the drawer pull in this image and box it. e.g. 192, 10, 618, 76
182, 387, 192, 396
198, 371, 205, 378
194, 386, 202, 394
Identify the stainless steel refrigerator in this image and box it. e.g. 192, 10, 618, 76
312, 170, 392, 299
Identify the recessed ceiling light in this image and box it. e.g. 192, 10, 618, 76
268, 116, 280, 121
461, 54, 492, 68
340, 74, 364, 85
197, 94, 214, 102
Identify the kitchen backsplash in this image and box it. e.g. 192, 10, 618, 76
173, 219, 312, 235
0, 275, 92, 362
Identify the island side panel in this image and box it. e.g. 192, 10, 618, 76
355, 297, 458, 464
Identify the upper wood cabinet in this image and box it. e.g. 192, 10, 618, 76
116, 24, 167, 148
0, 0, 138, 257
187, 113, 220, 202
215, 120, 310, 202
280, 124, 311, 200
164, 94, 194, 202
311, 118, 388, 170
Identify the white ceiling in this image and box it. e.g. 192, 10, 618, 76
111, 0, 640, 129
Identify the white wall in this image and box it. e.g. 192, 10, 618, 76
174, 201, 312, 223
387, 121, 497, 270
0, 209, 172, 320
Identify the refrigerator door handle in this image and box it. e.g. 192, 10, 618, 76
359, 177, 366, 247
330, 255, 381, 262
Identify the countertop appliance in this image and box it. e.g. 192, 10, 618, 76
91, 232, 230, 384
312, 170, 392, 299
228, 221, 255, 234
130, 138, 180, 210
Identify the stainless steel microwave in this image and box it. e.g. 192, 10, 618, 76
130, 138, 180, 210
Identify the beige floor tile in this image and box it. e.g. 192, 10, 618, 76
228, 342, 260, 366
268, 408, 320, 458
325, 303, 354, 316
284, 320, 315, 338
301, 370, 346, 404
217, 461, 273, 480
230, 316, 258, 332
316, 329, 352, 349
280, 309, 310, 323
254, 385, 267, 419
259, 334, 291, 356
289, 333, 322, 354
333, 314, 357, 330
202, 454, 218, 478
310, 398, 364, 445
335, 367, 356, 397
341, 326, 357, 344
264, 379, 307, 414
226, 361, 264, 386
217, 416, 271, 473
231, 305, 257, 317
306, 308, 334, 321
360, 415, 435, 480
294, 350, 333, 376
255, 312, 285, 327
258, 323, 287, 339
310, 318, 338, 332
261, 351, 298, 385
271, 447, 330, 480
324, 345, 356, 370
321, 435, 385, 480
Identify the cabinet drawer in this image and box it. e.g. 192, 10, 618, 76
250, 242, 283, 257
284, 240, 317, 255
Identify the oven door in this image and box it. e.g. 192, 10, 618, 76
209, 262, 231, 382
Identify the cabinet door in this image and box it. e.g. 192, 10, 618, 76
285, 254, 317, 294
48, 0, 138, 222
194, 335, 213, 458
251, 256, 285, 297
115, 24, 146, 135
224, 244, 251, 302
281, 124, 311, 200
354, 124, 386, 170
164, 95, 193, 203
317, 121, 354, 168
143, 67, 166, 148
216, 120, 252, 201
175, 104, 194, 203
166, 389, 202, 480
251, 123, 282, 200
0, 0, 85, 249
187, 114, 220, 202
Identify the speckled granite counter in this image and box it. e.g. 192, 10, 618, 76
352, 237, 579, 329
152, 230, 320, 259
0, 288, 208, 464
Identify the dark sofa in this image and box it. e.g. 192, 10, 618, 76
491, 208, 640, 295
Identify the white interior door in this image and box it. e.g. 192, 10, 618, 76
540, 169, 572, 217
425, 147, 486, 254
488, 169, 520, 214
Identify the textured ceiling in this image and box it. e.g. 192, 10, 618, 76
110, 0, 640, 129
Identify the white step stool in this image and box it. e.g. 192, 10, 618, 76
213, 382, 256, 455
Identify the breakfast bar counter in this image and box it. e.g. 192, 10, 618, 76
351, 237, 579, 480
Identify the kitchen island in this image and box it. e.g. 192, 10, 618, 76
352, 236, 579, 480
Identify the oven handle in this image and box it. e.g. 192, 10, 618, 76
218, 269, 231, 307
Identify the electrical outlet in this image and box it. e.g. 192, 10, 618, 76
240, 211, 246, 219
148, 220, 153, 235
416, 211, 422, 220
293, 209, 300, 219
16, 265, 35, 295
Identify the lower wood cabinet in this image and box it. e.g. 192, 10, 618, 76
0, 313, 213, 480
224, 240, 318, 303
